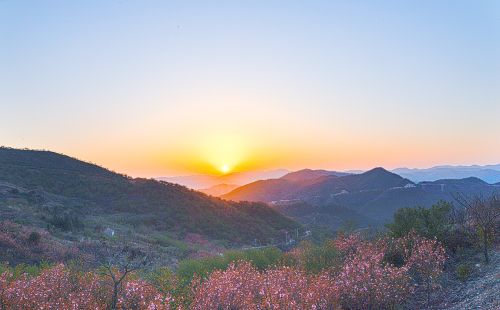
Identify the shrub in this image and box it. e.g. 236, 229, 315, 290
285, 240, 343, 274
456, 263, 472, 282
0, 264, 173, 309
27, 232, 41, 245
454, 194, 500, 264
189, 233, 444, 309
224, 247, 282, 271
117, 279, 173, 309
387, 201, 453, 244
190, 262, 340, 309
190, 262, 262, 309
48, 213, 84, 232
336, 238, 413, 309
404, 233, 447, 305
1, 264, 104, 309
383, 238, 406, 267
0, 221, 83, 264
176, 247, 283, 285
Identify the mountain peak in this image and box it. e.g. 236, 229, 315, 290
364, 167, 392, 175
356, 167, 415, 188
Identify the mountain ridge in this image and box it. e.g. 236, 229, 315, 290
222, 167, 498, 227
392, 164, 500, 183
223, 167, 414, 202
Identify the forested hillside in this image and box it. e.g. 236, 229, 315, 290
0, 147, 298, 265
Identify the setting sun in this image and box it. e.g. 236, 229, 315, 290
219, 164, 231, 174
194, 133, 248, 174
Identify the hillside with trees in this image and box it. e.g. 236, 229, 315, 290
0, 147, 299, 266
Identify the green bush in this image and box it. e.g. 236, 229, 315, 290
282, 240, 343, 274
176, 247, 282, 285
145, 267, 178, 293
1, 261, 52, 280
456, 263, 472, 282
27, 231, 41, 245
386, 201, 452, 243
48, 213, 84, 232
151, 234, 190, 258
225, 247, 282, 270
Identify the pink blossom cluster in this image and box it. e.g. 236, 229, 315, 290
117, 279, 173, 310
0, 264, 103, 309
190, 262, 340, 309
333, 233, 362, 255
191, 234, 446, 309
0, 264, 173, 309
336, 239, 412, 309
404, 233, 447, 288
0, 233, 446, 309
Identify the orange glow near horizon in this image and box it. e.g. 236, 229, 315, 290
49, 127, 499, 179
14, 105, 499, 179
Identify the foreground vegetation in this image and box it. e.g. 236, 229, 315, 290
0, 189, 498, 309
0, 232, 446, 309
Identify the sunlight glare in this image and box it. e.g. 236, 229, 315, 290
220, 164, 231, 174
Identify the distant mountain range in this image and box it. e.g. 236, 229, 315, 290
222, 169, 352, 202
158, 169, 289, 189
162, 164, 500, 192
222, 168, 500, 228
392, 164, 500, 183
222, 168, 412, 203
161, 164, 500, 230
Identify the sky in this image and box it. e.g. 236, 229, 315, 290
1, 1, 499, 177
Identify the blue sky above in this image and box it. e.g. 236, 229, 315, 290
0, 1, 499, 176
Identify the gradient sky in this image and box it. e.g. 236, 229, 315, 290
1, 1, 499, 177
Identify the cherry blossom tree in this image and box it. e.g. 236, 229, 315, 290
404, 233, 447, 305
